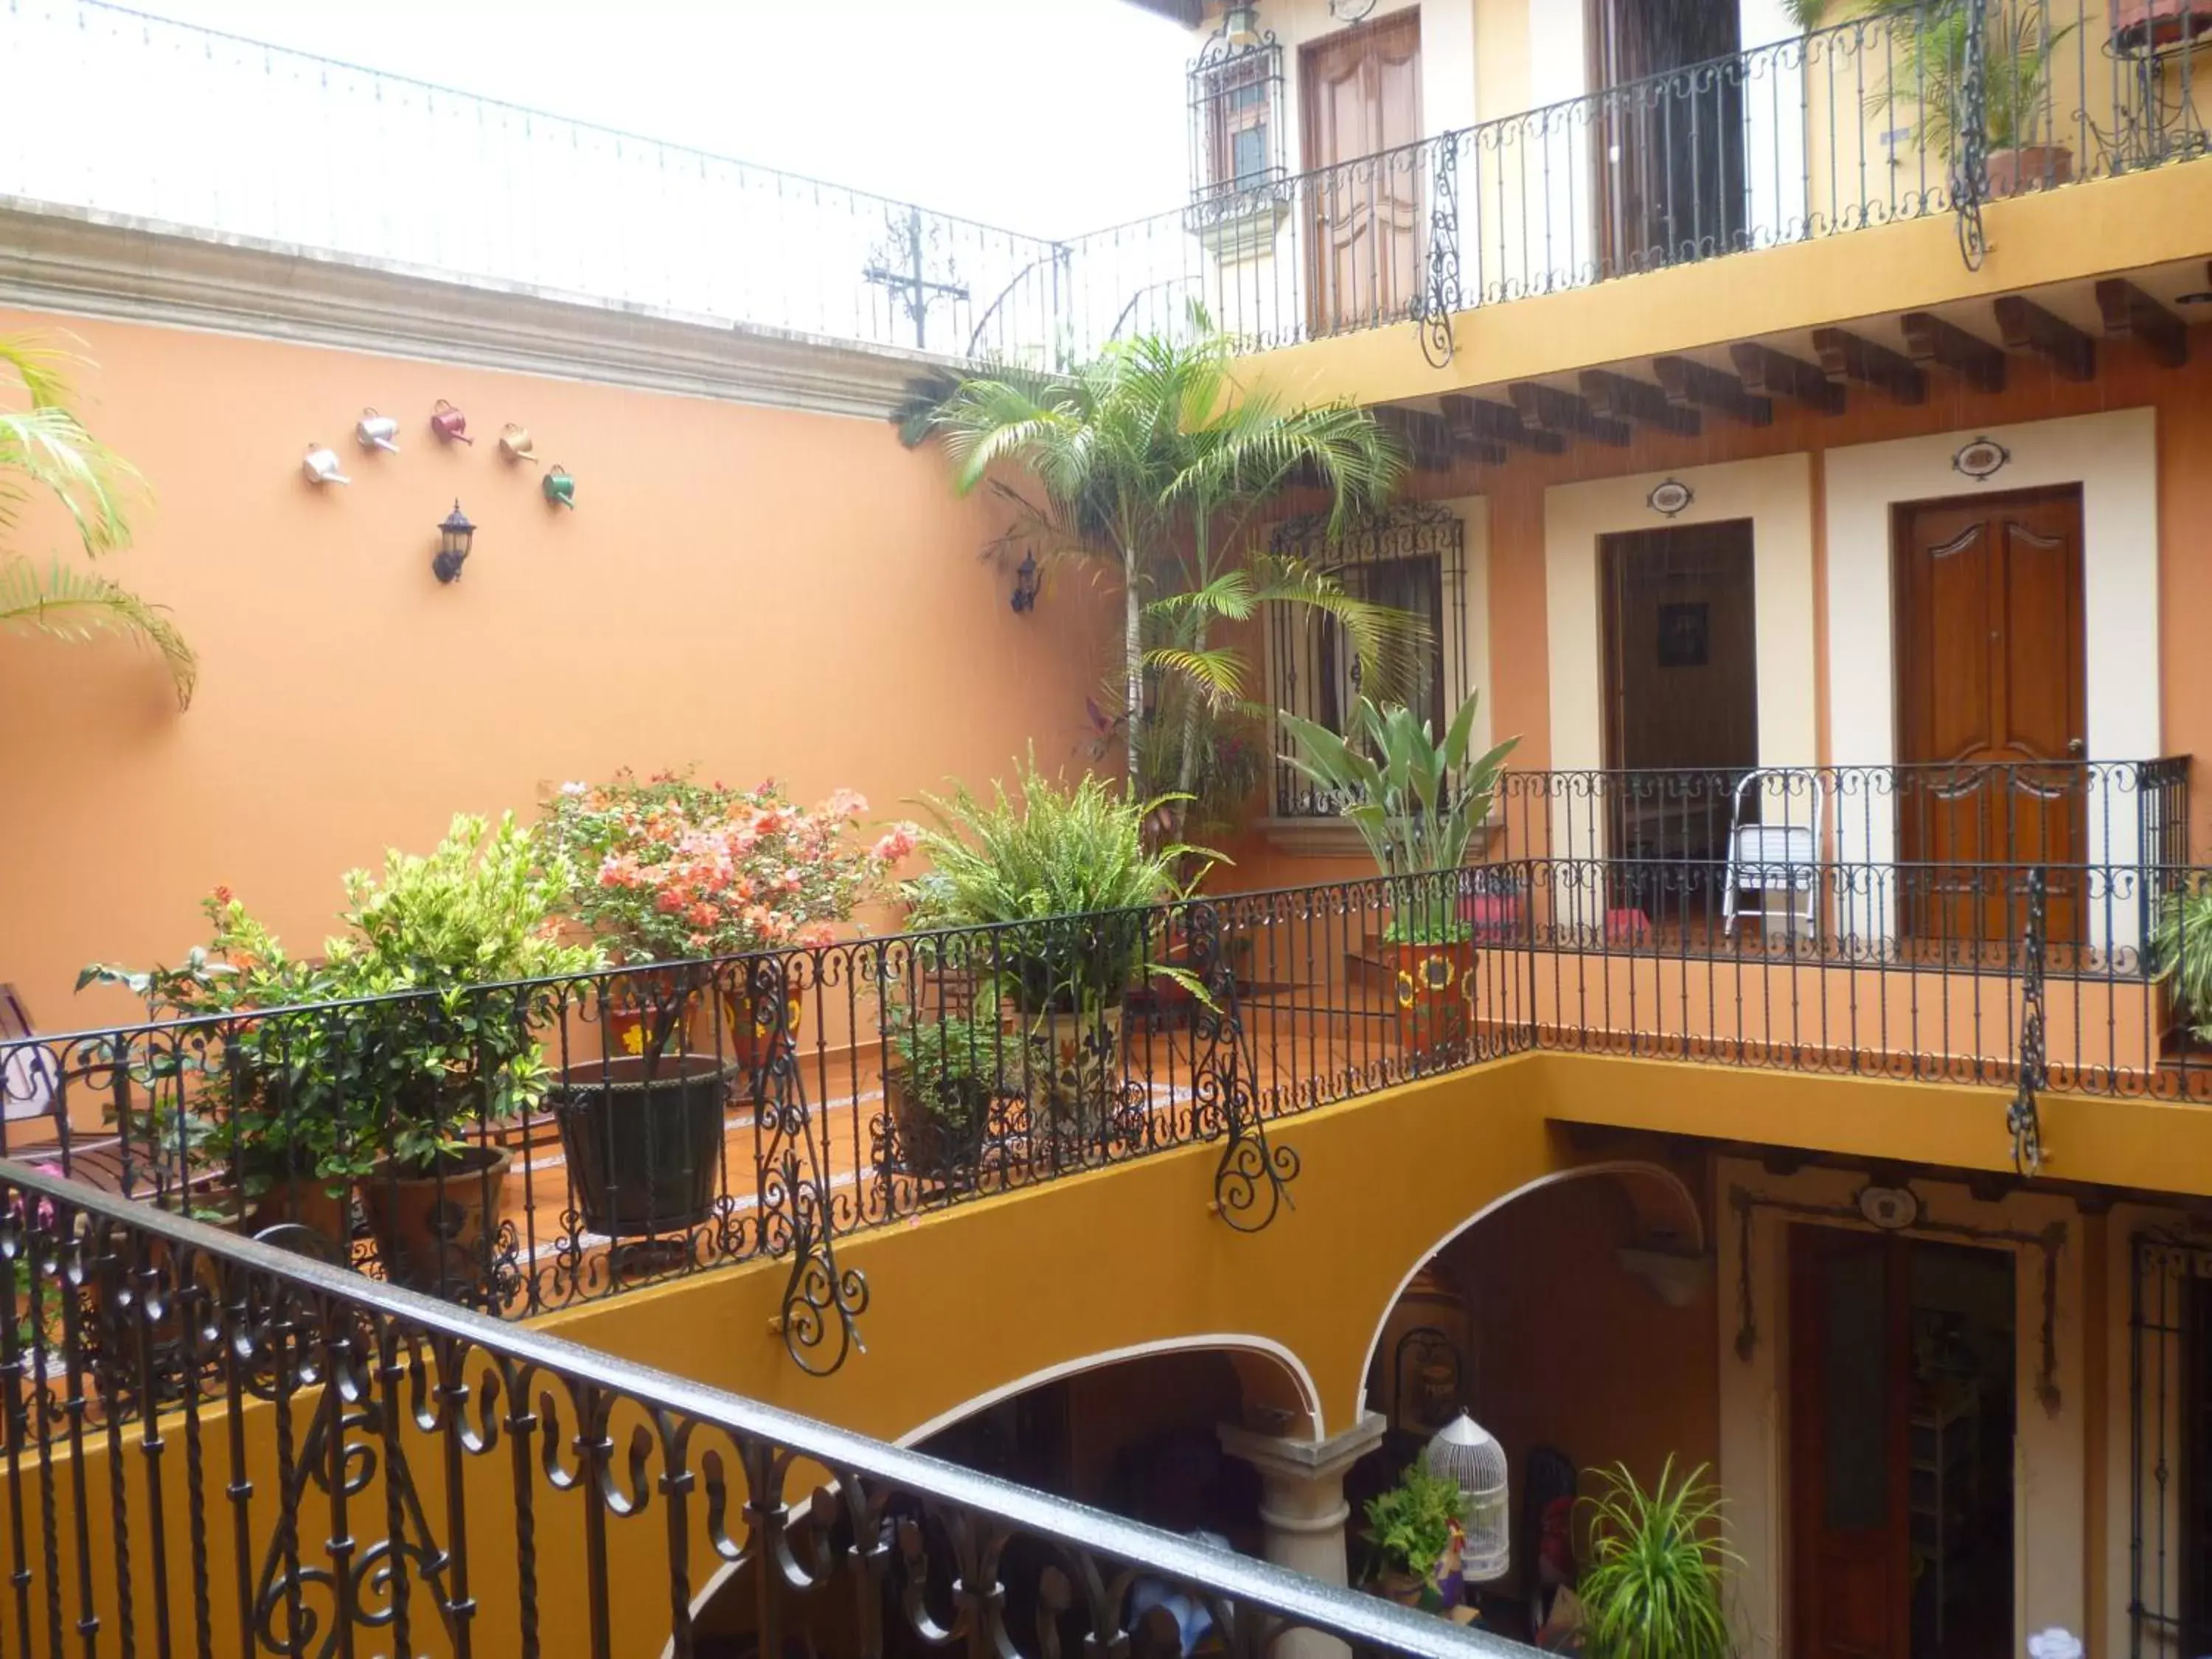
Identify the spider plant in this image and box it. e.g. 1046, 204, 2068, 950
1577, 1458, 1739, 1659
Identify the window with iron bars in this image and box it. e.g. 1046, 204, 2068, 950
1189, 33, 1284, 206
1265, 502, 1467, 819
2131, 1231, 2212, 1656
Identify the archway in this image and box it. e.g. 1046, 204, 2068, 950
681, 1337, 1326, 1658
1349, 1159, 1717, 1641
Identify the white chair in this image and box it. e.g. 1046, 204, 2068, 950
1721, 769, 1823, 939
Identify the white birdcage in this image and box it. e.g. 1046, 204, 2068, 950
1422, 1412, 1510, 1583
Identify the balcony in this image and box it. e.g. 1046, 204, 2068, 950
0, 754, 2199, 1343
6, 0, 2205, 377
0, 1156, 1502, 1659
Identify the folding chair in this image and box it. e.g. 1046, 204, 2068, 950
1721, 768, 1823, 939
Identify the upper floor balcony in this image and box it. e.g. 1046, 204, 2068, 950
9, 0, 2207, 386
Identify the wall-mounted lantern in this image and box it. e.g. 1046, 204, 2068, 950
498, 424, 538, 465
430, 400, 473, 445
433, 500, 476, 583
1009, 550, 1040, 613
542, 465, 576, 509
302, 445, 351, 486
355, 408, 401, 453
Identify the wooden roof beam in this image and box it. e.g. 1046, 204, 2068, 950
1652, 355, 1773, 426
1812, 327, 1927, 405
1579, 369, 1701, 436
1508, 381, 1630, 447
2096, 278, 2188, 368
1992, 295, 2096, 382
1728, 342, 1845, 414
1900, 311, 2007, 393
1439, 394, 1567, 455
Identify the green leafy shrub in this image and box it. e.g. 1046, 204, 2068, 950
1363, 1464, 1465, 1582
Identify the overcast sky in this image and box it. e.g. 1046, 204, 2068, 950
118, 0, 1197, 237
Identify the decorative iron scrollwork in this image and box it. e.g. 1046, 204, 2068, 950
1184, 903, 1300, 1233
2008, 868, 2048, 1177
1950, 0, 1991, 271
1416, 139, 1461, 368
750, 958, 869, 1375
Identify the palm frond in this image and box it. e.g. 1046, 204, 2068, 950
1141, 644, 1248, 707
0, 554, 198, 707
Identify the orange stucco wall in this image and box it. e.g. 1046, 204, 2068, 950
0, 307, 1111, 1027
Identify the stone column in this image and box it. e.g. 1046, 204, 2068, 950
1217, 1411, 1388, 1659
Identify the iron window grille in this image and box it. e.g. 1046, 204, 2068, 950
1189, 27, 1286, 210
1267, 501, 1468, 819
2130, 1230, 2212, 1658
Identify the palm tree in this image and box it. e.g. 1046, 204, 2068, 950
0, 337, 195, 708
929, 314, 1423, 832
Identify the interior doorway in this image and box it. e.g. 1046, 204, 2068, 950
1585, 0, 1747, 274
1789, 1227, 2018, 1659
1891, 486, 2087, 948
1600, 520, 1759, 921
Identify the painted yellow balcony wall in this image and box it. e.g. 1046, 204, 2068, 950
1247, 159, 2212, 413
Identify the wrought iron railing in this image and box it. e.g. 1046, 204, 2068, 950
0, 0, 1071, 361
1057, 0, 2211, 362
0, 1156, 1516, 1659
5, 836, 2212, 1359
4, 0, 2204, 372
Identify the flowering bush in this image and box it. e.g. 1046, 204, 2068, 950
540, 771, 917, 963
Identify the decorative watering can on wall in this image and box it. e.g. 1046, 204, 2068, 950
429, 400, 473, 444
498, 423, 538, 465
355, 408, 401, 453
302, 445, 351, 486
542, 466, 576, 509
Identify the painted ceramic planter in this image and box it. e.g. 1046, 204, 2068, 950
1392, 936, 1478, 1062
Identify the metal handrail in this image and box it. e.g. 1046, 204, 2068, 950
0, 1155, 1523, 1659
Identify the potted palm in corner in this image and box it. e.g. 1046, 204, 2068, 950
1279, 691, 1517, 1066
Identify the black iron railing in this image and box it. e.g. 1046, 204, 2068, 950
1055, 0, 2211, 361
6, 0, 2204, 371
5, 836, 2212, 1346
0, 1157, 1515, 1659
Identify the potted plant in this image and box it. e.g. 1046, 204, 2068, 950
909, 757, 1218, 1139
2152, 885, 2212, 1049
2114, 0, 2212, 52
1362, 1464, 1467, 1609
1576, 1459, 1737, 1659
1278, 690, 1517, 1065
1790, 1, 2076, 197
880, 1002, 1021, 1185
538, 771, 913, 1238
331, 814, 598, 1299
80, 892, 364, 1252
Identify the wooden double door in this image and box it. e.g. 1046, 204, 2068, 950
1301, 9, 1423, 337
1893, 486, 2088, 946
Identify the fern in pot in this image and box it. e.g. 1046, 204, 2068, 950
910, 756, 1219, 1141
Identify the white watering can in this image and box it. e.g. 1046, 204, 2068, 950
355, 408, 401, 453
302, 445, 351, 486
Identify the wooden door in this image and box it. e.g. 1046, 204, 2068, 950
1790, 1225, 1911, 1659
1301, 10, 1422, 337
1893, 487, 2087, 946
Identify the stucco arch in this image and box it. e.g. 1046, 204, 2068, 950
1352, 1158, 1705, 1429
896, 1332, 1326, 1444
